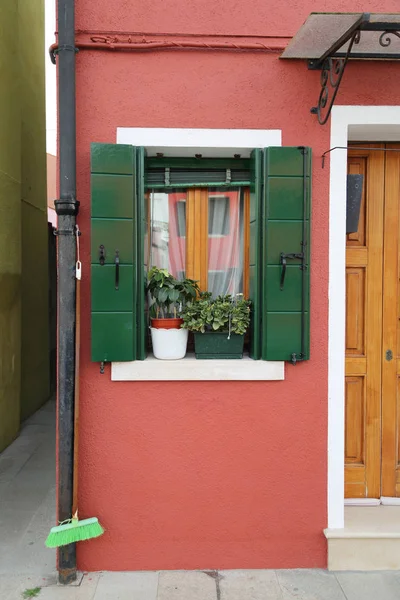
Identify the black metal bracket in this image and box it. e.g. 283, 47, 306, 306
308, 17, 400, 125
54, 229, 76, 236
309, 30, 360, 125
49, 44, 79, 65
379, 30, 400, 48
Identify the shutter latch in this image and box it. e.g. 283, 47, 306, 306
99, 244, 105, 265
115, 250, 120, 290
280, 252, 304, 290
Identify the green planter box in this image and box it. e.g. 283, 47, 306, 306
194, 332, 245, 359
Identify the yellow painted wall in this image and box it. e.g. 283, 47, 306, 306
0, 0, 49, 451
0, 4, 22, 451
19, 0, 50, 422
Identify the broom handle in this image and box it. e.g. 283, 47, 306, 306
72, 267, 81, 516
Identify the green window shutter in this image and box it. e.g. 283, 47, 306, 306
136, 147, 148, 360
91, 143, 138, 362
261, 146, 311, 363
249, 149, 262, 359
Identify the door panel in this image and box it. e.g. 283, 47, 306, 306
345, 268, 365, 355
345, 376, 365, 464
345, 147, 385, 498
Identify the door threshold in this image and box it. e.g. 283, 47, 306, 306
381, 496, 400, 505
344, 497, 400, 506
344, 498, 381, 506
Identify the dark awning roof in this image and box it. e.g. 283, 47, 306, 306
281, 13, 400, 64
281, 13, 400, 125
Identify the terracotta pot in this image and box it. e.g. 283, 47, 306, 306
151, 317, 183, 330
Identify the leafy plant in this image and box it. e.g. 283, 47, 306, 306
22, 589, 41, 599
147, 267, 199, 319
181, 292, 251, 335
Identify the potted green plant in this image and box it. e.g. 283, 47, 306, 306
181, 292, 251, 359
146, 267, 199, 359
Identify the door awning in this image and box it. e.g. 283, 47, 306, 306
281, 13, 400, 124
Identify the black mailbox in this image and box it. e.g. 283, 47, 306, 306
346, 174, 363, 235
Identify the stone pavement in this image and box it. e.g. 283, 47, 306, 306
1, 400, 400, 599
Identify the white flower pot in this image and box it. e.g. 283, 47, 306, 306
150, 327, 188, 360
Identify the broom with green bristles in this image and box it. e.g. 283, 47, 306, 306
46, 232, 104, 548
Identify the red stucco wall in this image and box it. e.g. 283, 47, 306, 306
71, 0, 400, 571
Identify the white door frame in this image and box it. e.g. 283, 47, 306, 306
328, 106, 400, 528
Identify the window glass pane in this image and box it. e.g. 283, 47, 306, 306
209, 196, 230, 236
207, 188, 244, 297
176, 200, 186, 238
149, 189, 186, 279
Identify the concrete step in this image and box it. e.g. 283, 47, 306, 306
325, 506, 400, 570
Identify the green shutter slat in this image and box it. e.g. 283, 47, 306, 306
90, 143, 137, 363
92, 174, 134, 218
261, 146, 311, 362
136, 147, 148, 360
91, 144, 135, 175
91, 313, 134, 362
249, 149, 262, 359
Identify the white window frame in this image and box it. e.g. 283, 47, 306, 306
112, 127, 284, 381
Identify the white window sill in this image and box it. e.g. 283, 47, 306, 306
111, 354, 285, 381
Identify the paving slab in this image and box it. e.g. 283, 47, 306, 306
0, 451, 36, 484
157, 570, 217, 600
1, 489, 57, 576
1, 573, 58, 600
219, 570, 283, 599
276, 569, 346, 600
335, 570, 400, 600
19, 573, 101, 600
94, 571, 159, 600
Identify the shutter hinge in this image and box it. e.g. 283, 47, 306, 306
291, 353, 306, 365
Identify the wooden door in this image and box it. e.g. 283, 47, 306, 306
381, 144, 400, 497
345, 146, 385, 498
345, 144, 400, 498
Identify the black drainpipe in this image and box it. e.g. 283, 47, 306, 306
54, 0, 79, 585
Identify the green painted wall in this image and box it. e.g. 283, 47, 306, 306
0, 0, 49, 451
19, 0, 49, 422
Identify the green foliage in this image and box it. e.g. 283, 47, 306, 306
22, 589, 41, 599
146, 267, 199, 319
181, 292, 251, 335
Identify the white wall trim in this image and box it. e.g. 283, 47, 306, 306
328, 106, 400, 529
116, 127, 282, 157
112, 355, 285, 381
